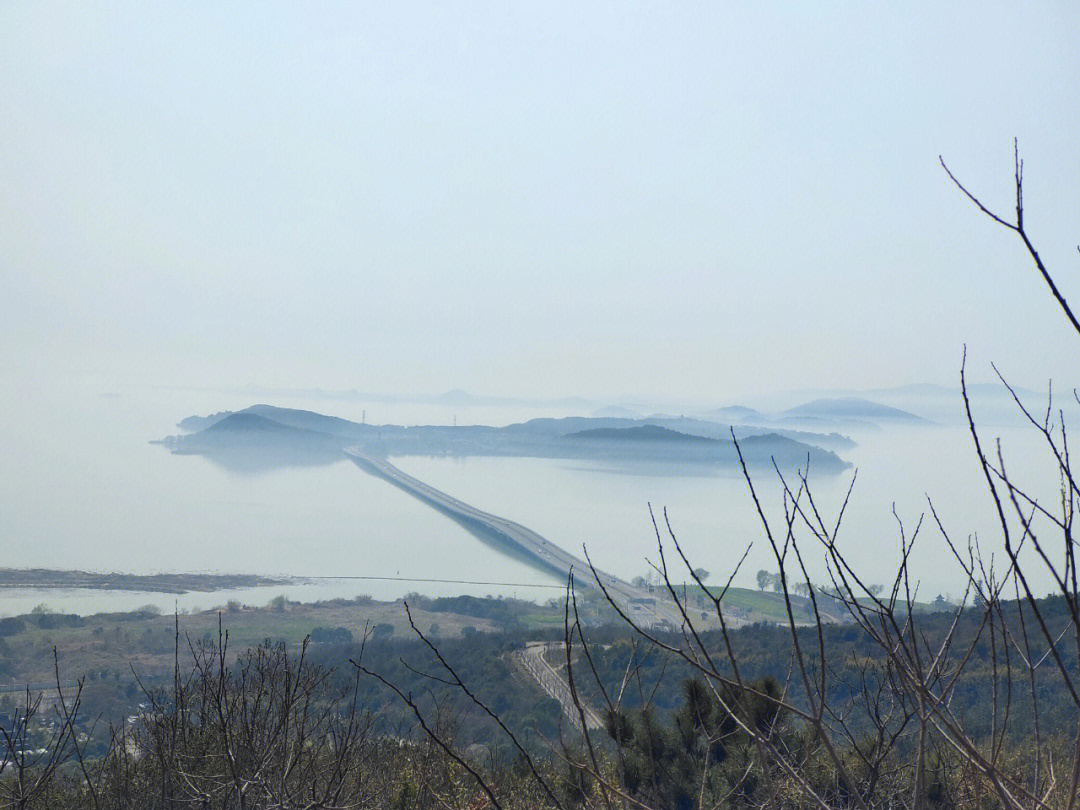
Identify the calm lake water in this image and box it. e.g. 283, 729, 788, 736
0, 368, 1066, 617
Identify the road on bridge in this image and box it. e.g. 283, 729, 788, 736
345, 448, 685, 628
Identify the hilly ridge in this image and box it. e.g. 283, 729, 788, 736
159, 406, 852, 474
565, 425, 718, 443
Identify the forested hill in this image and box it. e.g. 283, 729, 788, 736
563, 425, 718, 443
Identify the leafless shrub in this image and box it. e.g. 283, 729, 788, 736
365, 145, 1079, 810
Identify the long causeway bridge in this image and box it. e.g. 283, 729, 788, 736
345, 448, 682, 627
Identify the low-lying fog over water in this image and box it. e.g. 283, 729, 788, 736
1, 368, 1067, 617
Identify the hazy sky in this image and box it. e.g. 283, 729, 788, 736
4, 2, 1078, 402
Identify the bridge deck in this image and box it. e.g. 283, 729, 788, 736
344, 448, 679, 625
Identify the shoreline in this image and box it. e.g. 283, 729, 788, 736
0, 568, 301, 594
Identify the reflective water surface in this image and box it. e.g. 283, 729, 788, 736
0, 368, 1064, 616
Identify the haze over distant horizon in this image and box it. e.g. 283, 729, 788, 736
4, 2, 1078, 402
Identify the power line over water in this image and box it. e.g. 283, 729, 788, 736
305, 575, 564, 589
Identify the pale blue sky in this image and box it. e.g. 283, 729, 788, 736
3, 2, 1078, 401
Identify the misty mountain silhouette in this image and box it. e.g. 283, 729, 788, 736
564, 425, 718, 443
782, 397, 928, 424
159, 406, 852, 475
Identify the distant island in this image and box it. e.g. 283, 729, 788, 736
711, 395, 932, 431
157, 405, 852, 473
0, 569, 301, 594
565, 425, 718, 443
781, 397, 929, 424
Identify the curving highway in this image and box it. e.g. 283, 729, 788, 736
512, 642, 603, 731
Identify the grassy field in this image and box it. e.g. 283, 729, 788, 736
672, 584, 944, 625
